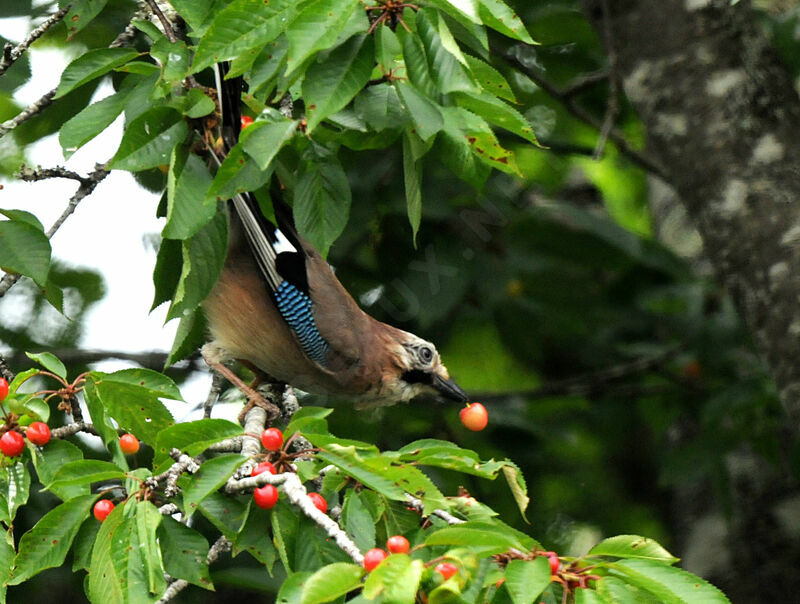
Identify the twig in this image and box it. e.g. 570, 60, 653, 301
146, 449, 201, 497
0, 353, 15, 383
592, 0, 619, 159
561, 70, 609, 98
144, 0, 178, 43
405, 494, 465, 525
51, 421, 99, 438
203, 372, 225, 418
156, 535, 231, 603
505, 48, 667, 179
0, 163, 109, 298
0, 6, 70, 77
0, 90, 55, 141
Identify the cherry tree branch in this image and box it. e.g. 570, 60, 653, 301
0, 6, 70, 77
156, 535, 231, 604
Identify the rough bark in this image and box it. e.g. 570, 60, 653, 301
582, 0, 800, 433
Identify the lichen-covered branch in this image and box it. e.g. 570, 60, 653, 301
0, 6, 70, 77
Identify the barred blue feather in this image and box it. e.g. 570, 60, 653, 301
274, 280, 330, 366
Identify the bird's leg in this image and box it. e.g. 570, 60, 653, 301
205, 360, 281, 424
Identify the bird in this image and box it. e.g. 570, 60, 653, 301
200, 65, 468, 411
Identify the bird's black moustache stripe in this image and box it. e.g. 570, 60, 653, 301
402, 369, 433, 385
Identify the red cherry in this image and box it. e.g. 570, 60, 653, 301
0, 431, 24, 457
308, 492, 327, 514
459, 402, 488, 431
363, 548, 388, 571
0, 378, 8, 402
386, 535, 410, 554
93, 499, 115, 522
26, 422, 50, 446
251, 461, 276, 476
261, 427, 284, 451
119, 433, 139, 455
435, 562, 458, 580
253, 484, 279, 509
548, 554, 560, 574
241, 115, 254, 129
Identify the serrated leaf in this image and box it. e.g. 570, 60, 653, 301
402, 130, 422, 242
441, 105, 519, 174
88, 374, 175, 446
233, 504, 278, 571
62, 0, 110, 39
159, 515, 213, 590
174, 87, 216, 118
241, 119, 299, 170
464, 55, 515, 101
342, 489, 376, 552
477, 0, 534, 43
455, 91, 536, 143
167, 209, 227, 321
0, 219, 51, 286
501, 462, 528, 518
9, 493, 97, 584
354, 83, 407, 131
151, 37, 190, 84
608, 559, 730, 604
575, 588, 613, 604
110, 106, 189, 172
165, 308, 207, 367
25, 351, 66, 379
0, 209, 42, 230
192, 0, 298, 73
301, 562, 364, 604
304, 34, 374, 132
589, 535, 679, 563
198, 490, 248, 538
285, 407, 332, 437
294, 145, 351, 256
425, 521, 535, 554
31, 439, 85, 500
395, 81, 443, 142
46, 460, 126, 490
504, 558, 550, 604
164, 147, 215, 240
277, 571, 313, 604
87, 504, 124, 603
55, 48, 139, 98
101, 367, 183, 400
135, 500, 166, 596
402, 32, 438, 100
4, 462, 29, 523
182, 453, 246, 513
363, 554, 423, 604
285, 0, 362, 74
206, 142, 272, 201
153, 418, 242, 469
416, 9, 475, 94
60, 81, 136, 156
71, 518, 100, 571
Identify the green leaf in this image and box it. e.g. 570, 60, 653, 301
233, 504, 277, 570
31, 439, 85, 500
425, 521, 535, 554
182, 454, 246, 513
110, 106, 189, 172
159, 515, 213, 590
477, 0, 534, 43
63, 0, 110, 39
455, 91, 536, 143
59, 87, 131, 156
354, 83, 408, 132
192, 0, 298, 73
24, 351, 66, 379
363, 554, 424, 603
271, 498, 300, 572
395, 81, 443, 142
198, 490, 248, 538
464, 55, 515, 101
9, 493, 97, 584
164, 147, 215, 240
285, 0, 362, 74
301, 562, 364, 604
608, 559, 730, 604
0, 209, 42, 230
71, 518, 100, 571
589, 535, 679, 563
441, 105, 519, 175
101, 367, 183, 400
89, 374, 175, 446
277, 571, 313, 604
154, 418, 242, 469
4, 462, 30, 523
174, 87, 217, 118
206, 142, 272, 202
575, 588, 613, 604
402, 130, 423, 243
304, 34, 374, 132
294, 144, 351, 256
87, 503, 124, 603
134, 500, 167, 596
596, 576, 660, 603
20, 396, 49, 422
151, 38, 190, 84
416, 9, 475, 94
55, 48, 139, 98
242, 119, 299, 170
504, 558, 550, 604
0, 219, 51, 286
167, 209, 228, 320
46, 460, 126, 490
342, 489, 376, 552
170, 0, 220, 34
402, 32, 438, 100
285, 406, 332, 437
82, 380, 123, 460
165, 307, 207, 367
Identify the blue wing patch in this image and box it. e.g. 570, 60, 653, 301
274, 280, 330, 366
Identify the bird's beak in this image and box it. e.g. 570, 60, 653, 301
432, 373, 469, 402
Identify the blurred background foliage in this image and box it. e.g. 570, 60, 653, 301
2, 0, 799, 601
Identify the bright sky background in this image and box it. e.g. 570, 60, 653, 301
0, 16, 212, 418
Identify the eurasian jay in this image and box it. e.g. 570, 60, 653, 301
201, 67, 468, 408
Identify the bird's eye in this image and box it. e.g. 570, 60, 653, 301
418, 346, 434, 364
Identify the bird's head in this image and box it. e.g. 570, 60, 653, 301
380, 330, 468, 404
